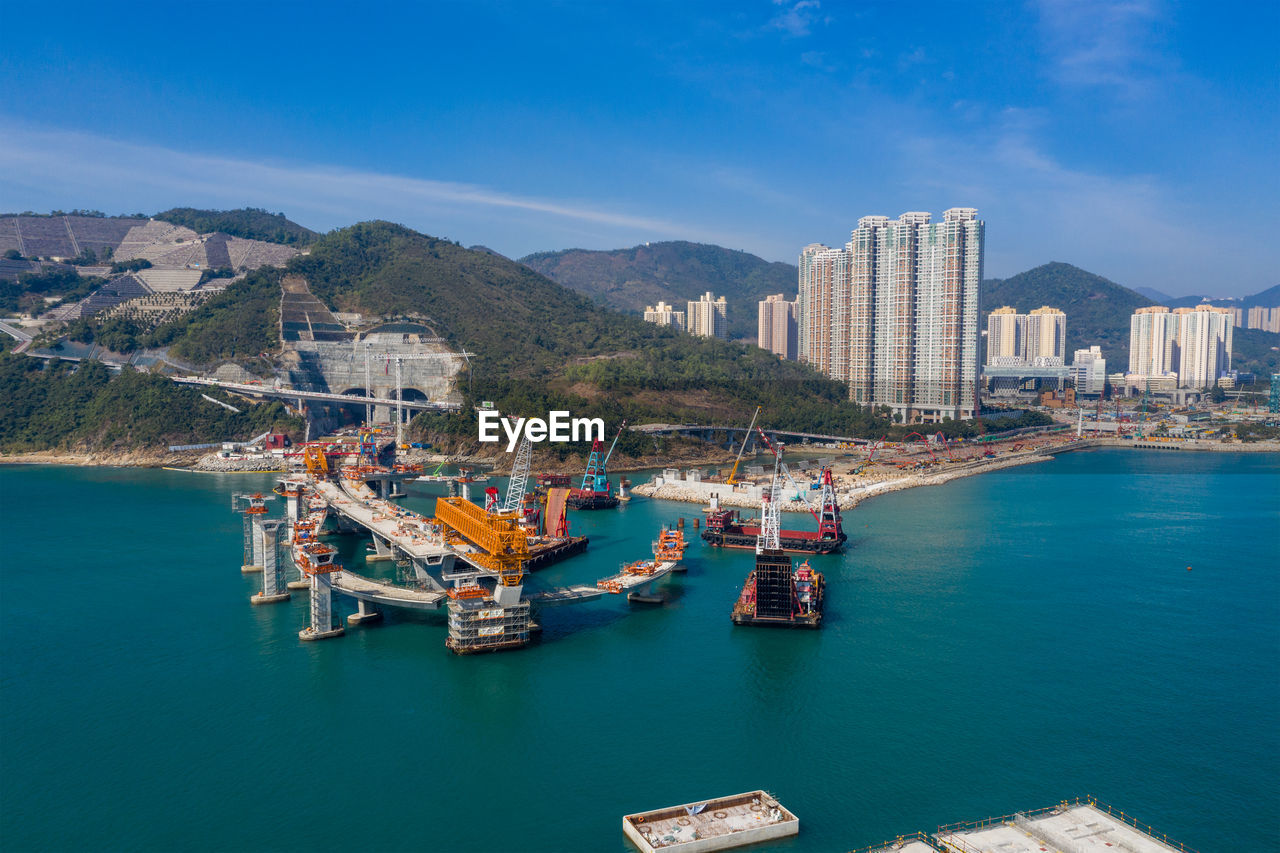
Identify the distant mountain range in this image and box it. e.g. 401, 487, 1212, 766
519, 241, 796, 340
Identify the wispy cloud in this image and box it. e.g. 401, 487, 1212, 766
0, 120, 755, 255
1034, 0, 1168, 96
892, 108, 1240, 290
768, 0, 825, 37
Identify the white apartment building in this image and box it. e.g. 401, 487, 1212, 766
1128, 304, 1233, 389
986, 307, 1022, 365
1128, 306, 1179, 378
1175, 305, 1234, 388
643, 300, 685, 330
757, 293, 798, 360
1071, 346, 1107, 395
985, 305, 1065, 365
687, 291, 728, 340
798, 208, 983, 422
1025, 307, 1066, 361
1247, 305, 1280, 333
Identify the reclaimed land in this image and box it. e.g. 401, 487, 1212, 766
632, 435, 1280, 511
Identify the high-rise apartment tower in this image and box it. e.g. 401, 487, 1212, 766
798, 208, 984, 422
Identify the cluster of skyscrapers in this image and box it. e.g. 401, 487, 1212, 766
797, 208, 984, 423
1127, 304, 1234, 389
643, 291, 728, 340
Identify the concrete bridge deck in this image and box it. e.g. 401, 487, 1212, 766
313, 479, 461, 569
332, 571, 447, 610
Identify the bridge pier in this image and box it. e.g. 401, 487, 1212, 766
299, 571, 344, 641
365, 535, 395, 562
241, 516, 265, 573
347, 599, 383, 626
251, 520, 290, 604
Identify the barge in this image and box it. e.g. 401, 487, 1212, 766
623, 790, 797, 852
731, 552, 824, 629
702, 467, 846, 554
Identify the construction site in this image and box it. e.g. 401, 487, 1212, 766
231, 417, 703, 653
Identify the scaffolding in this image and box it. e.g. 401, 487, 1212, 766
251, 520, 289, 604
445, 594, 532, 654
231, 492, 275, 572
296, 543, 344, 641
752, 550, 796, 619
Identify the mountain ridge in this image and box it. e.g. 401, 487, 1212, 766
519, 240, 797, 340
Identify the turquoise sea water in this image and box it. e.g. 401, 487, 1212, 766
1, 448, 1277, 851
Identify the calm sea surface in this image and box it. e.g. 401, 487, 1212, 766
1, 448, 1277, 851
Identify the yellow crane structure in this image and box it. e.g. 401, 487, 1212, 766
434, 497, 529, 587
303, 444, 330, 476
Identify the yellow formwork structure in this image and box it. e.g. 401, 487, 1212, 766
434, 497, 529, 587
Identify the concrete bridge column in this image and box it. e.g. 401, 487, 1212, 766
366, 536, 395, 563
347, 599, 382, 626
251, 520, 290, 604
299, 572, 344, 641
286, 541, 310, 590
241, 516, 266, 574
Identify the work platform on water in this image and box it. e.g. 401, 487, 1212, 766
859, 798, 1195, 853
623, 791, 798, 852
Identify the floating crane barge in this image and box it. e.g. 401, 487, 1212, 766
729, 436, 825, 629
703, 435, 846, 554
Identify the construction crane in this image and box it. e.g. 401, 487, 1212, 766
569, 420, 625, 509
901, 432, 939, 463
756, 442, 783, 555
755, 427, 821, 523
501, 431, 532, 514
727, 406, 761, 485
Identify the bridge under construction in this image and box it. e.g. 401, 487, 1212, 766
232, 434, 691, 654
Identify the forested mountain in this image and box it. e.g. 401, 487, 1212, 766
151, 208, 319, 245
0, 353, 299, 453
519, 241, 797, 340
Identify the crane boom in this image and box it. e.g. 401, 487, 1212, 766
501, 430, 532, 514
727, 406, 761, 485
601, 420, 626, 468
755, 427, 820, 522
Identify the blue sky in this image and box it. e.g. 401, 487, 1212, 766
1, 0, 1276, 296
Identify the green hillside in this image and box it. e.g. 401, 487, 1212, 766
0, 353, 300, 453
519, 241, 797, 340
981, 262, 1153, 368
152, 207, 319, 245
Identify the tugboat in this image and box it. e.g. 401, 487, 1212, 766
731, 451, 824, 629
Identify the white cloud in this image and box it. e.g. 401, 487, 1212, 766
1034, 0, 1168, 96
0, 120, 753, 256
769, 0, 824, 38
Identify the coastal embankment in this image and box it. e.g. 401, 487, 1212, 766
632, 437, 1280, 511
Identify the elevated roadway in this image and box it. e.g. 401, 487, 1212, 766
172, 375, 461, 412
332, 571, 446, 610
